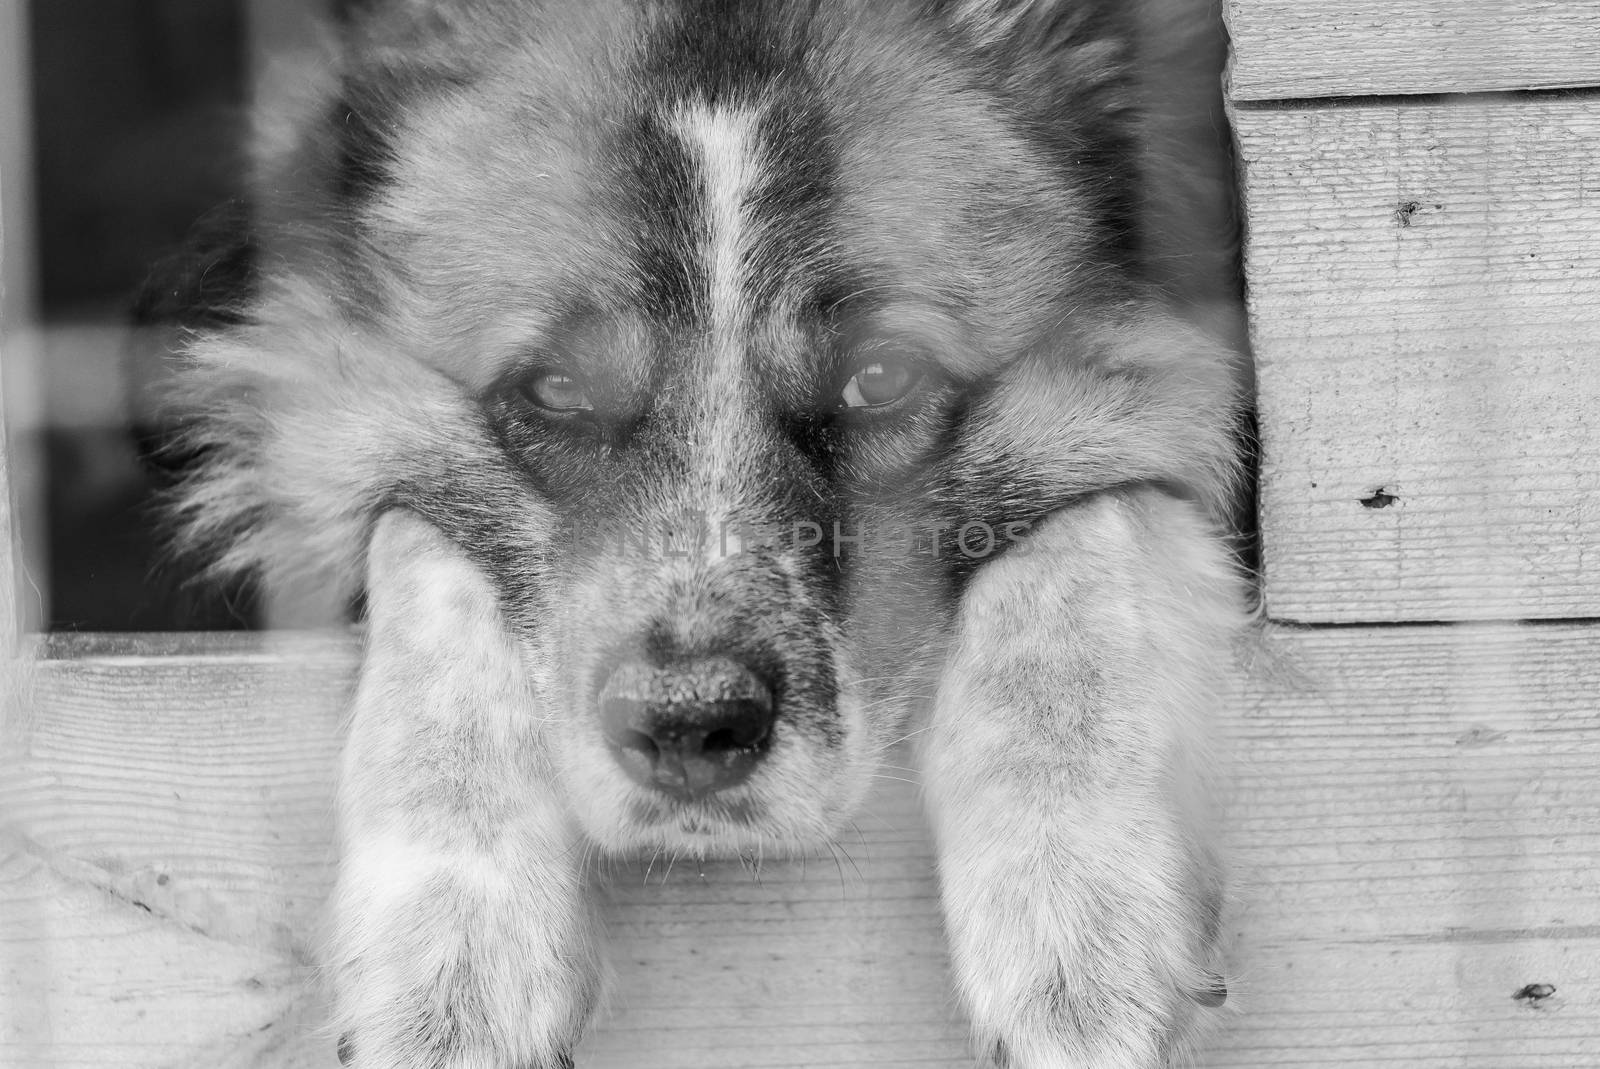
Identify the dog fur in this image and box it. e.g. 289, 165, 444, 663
167, 1, 1251, 1065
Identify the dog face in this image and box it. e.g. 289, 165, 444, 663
177, 0, 1240, 857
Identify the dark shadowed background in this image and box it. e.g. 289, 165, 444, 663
16, 0, 256, 629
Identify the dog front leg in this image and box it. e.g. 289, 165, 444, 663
329, 512, 598, 1069
925, 490, 1243, 1069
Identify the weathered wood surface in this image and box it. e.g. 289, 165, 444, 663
1237, 96, 1600, 624
3, 624, 1598, 1066
1225, 0, 1600, 100
0, 362, 17, 655
0, 0, 40, 649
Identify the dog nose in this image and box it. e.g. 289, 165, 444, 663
599, 657, 776, 800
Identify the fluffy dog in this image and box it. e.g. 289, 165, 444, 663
169, 0, 1250, 1065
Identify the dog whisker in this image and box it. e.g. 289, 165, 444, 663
830, 837, 866, 886
824, 841, 848, 896
869, 773, 923, 789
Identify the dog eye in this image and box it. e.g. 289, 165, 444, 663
524, 370, 593, 413
839, 358, 921, 409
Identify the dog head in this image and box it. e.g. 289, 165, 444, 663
173, 0, 1241, 854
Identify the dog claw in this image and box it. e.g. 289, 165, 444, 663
1193, 972, 1228, 1007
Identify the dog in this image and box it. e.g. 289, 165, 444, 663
165, 0, 1250, 1065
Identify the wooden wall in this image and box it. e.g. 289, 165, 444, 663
1228, 0, 1600, 99
1225, 2, 1600, 1063
6, 627, 1597, 1068
1233, 3, 1600, 623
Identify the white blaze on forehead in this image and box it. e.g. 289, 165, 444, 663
670, 101, 766, 559
669, 101, 762, 337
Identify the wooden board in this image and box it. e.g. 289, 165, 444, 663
1236, 96, 1600, 624
0, 0, 43, 645
1226, 0, 1600, 100
4, 624, 1599, 1066
0, 842, 310, 1069
0, 360, 17, 654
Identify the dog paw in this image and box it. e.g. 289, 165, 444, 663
329, 955, 596, 1069
961, 964, 1229, 1069
335, 1030, 579, 1069
941, 844, 1229, 1068
327, 908, 598, 1069
337, 1035, 578, 1069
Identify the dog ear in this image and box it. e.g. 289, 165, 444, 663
332, 0, 473, 31
932, 0, 1137, 112
935, 0, 1243, 326
317, 0, 494, 205
927, 0, 1142, 268
332, 0, 508, 52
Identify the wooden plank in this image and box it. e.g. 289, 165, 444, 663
0, 837, 308, 1069
4, 624, 1599, 1065
0, 0, 43, 645
1215, 939, 1599, 1067
0, 325, 17, 655
3, 634, 355, 960
1226, 0, 1600, 101
1236, 96, 1600, 623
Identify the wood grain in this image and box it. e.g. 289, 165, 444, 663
3, 633, 354, 961
3, 624, 1599, 1065
0, 0, 34, 651
0, 840, 309, 1069
0, 364, 17, 655
1225, 0, 1600, 100
1236, 96, 1600, 623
